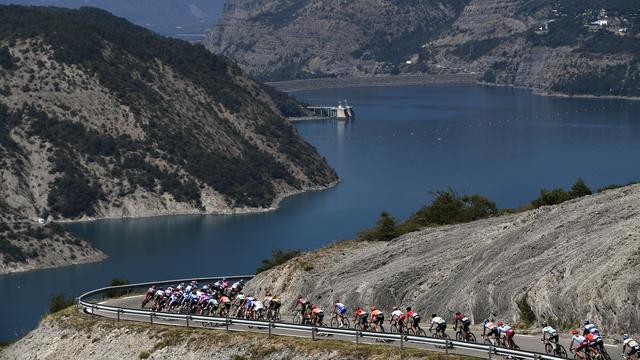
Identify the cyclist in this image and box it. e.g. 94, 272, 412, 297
354, 307, 369, 330
390, 306, 405, 333
218, 294, 231, 315
293, 295, 311, 320
269, 295, 282, 320
430, 313, 446, 337
541, 322, 559, 345
142, 285, 157, 307
406, 307, 421, 335
623, 334, 640, 359
311, 304, 325, 326
497, 321, 515, 348
234, 293, 246, 317
244, 296, 255, 319
583, 320, 601, 336
455, 312, 472, 341
585, 331, 604, 354
229, 279, 244, 296
370, 306, 385, 332
583, 321, 604, 352
570, 329, 588, 360
252, 299, 264, 320
483, 319, 499, 345
334, 301, 348, 328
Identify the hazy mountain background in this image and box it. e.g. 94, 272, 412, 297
0, 0, 224, 41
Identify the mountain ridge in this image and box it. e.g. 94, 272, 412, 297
206, 0, 640, 98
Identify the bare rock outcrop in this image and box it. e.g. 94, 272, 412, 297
247, 184, 640, 333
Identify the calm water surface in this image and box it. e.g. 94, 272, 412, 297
2, 84, 639, 341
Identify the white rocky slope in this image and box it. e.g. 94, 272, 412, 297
247, 184, 640, 333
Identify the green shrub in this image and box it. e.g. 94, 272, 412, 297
570, 178, 592, 198
105, 278, 130, 298
357, 212, 398, 242
0, 46, 14, 70
48, 294, 75, 314
138, 351, 150, 359
408, 190, 498, 227
516, 293, 536, 327
256, 249, 301, 274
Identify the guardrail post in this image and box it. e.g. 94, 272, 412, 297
117, 309, 121, 322
445, 339, 449, 354
150, 313, 154, 325
91, 304, 96, 317
488, 346, 493, 360
226, 315, 229, 331
268, 318, 272, 337
186, 316, 190, 328
356, 331, 359, 345
400, 334, 404, 349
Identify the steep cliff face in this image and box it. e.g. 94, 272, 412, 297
206, 0, 640, 97
246, 184, 640, 333
0, 5, 337, 272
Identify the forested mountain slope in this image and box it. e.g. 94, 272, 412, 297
0, 5, 337, 272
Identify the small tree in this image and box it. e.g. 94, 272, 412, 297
570, 178, 592, 198
375, 212, 398, 241
48, 294, 75, 314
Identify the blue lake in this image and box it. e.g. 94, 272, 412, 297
2, 84, 639, 341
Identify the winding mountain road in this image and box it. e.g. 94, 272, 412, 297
92, 295, 620, 359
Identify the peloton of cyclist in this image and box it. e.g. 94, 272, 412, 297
623, 334, 640, 359
541, 322, 559, 344
497, 321, 515, 348
390, 306, 405, 332
334, 301, 348, 328
370, 306, 384, 332
454, 312, 472, 340
430, 313, 447, 337
406, 307, 421, 335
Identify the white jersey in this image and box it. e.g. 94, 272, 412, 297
391, 310, 404, 318
431, 316, 446, 325
253, 301, 264, 310
625, 339, 640, 348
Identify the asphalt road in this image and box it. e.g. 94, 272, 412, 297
90, 295, 620, 359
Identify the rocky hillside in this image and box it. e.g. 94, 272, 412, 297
206, 0, 640, 98
0, 5, 337, 222
246, 184, 640, 333
0, 307, 465, 360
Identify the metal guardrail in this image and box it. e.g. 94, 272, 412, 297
78, 276, 566, 360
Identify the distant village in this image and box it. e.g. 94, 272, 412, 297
535, 5, 635, 36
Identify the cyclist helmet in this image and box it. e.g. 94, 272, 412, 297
583, 320, 591, 325
312, 304, 317, 309
297, 294, 303, 299
393, 306, 398, 311
431, 313, 437, 318
570, 329, 578, 335
455, 311, 461, 316
406, 306, 412, 311
624, 334, 629, 340
371, 306, 377, 311
497, 321, 503, 326
355, 306, 361, 311
541, 321, 548, 327
240, 279, 245, 284
483, 319, 489, 325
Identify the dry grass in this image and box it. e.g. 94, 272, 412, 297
43, 308, 476, 360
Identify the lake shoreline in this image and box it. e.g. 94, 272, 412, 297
268, 74, 640, 102
54, 180, 340, 224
